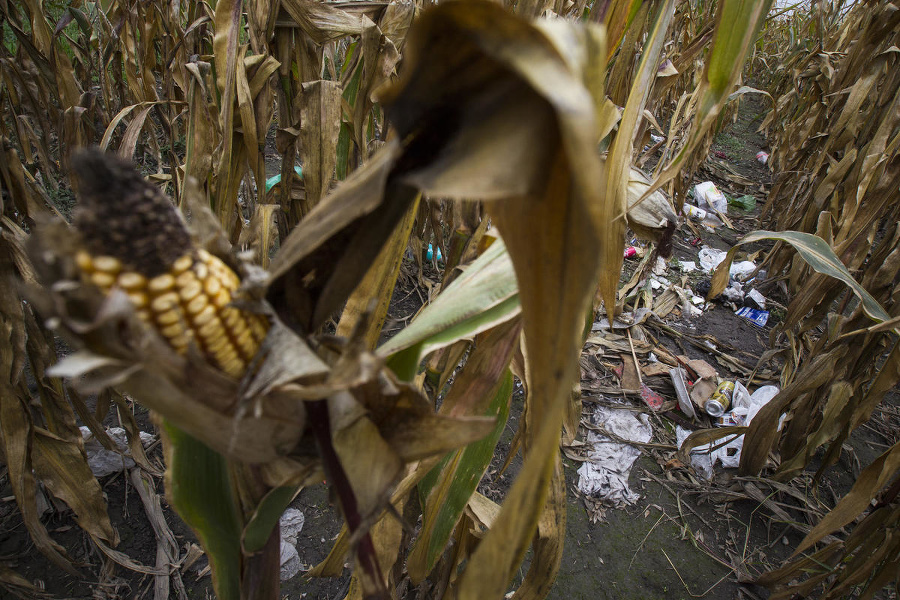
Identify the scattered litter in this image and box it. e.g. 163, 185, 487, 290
744, 386, 780, 427
640, 383, 664, 411
718, 382, 752, 426
728, 194, 757, 211
732, 381, 752, 411
625, 169, 678, 241
746, 289, 766, 309
80, 426, 154, 478
652, 256, 667, 276
721, 280, 744, 303
695, 279, 712, 297
592, 308, 652, 331
735, 306, 769, 327
715, 413, 743, 426
650, 133, 664, 143
624, 246, 638, 258
686, 358, 719, 410
690, 295, 705, 306
704, 381, 735, 417
676, 426, 740, 479
620, 354, 642, 391
264, 165, 304, 193
280, 508, 306, 581
577, 405, 652, 506
694, 181, 728, 214
730, 261, 757, 280
698, 246, 726, 272
678, 260, 696, 272
673, 287, 703, 317
649, 276, 671, 291
697, 246, 757, 279
683, 203, 707, 221
669, 367, 696, 419
678, 384, 782, 478
756, 151, 769, 164
641, 362, 671, 377
426, 243, 443, 262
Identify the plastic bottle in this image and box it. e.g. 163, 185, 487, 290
683, 203, 707, 220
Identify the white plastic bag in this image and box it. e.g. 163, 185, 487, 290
698, 246, 727, 272
694, 181, 728, 213
730, 261, 757, 280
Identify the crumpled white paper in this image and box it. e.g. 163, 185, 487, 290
279, 508, 306, 581
576, 405, 652, 506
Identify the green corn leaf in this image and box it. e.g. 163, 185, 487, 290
163, 422, 242, 600
242, 486, 299, 554
379, 239, 520, 380
709, 230, 890, 323
408, 370, 514, 581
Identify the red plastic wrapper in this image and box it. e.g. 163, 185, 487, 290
640, 383, 665, 411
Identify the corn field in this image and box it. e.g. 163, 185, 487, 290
1, 0, 898, 599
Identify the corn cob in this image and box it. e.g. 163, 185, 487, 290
71, 150, 269, 378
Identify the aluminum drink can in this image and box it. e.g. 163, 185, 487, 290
704, 381, 735, 417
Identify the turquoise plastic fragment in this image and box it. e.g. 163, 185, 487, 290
426, 244, 443, 262
264, 166, 304, 193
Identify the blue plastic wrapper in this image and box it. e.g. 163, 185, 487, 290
426, 243, 443, 262
735, 306, 769, 327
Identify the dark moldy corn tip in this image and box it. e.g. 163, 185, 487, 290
71, 149, 192, 277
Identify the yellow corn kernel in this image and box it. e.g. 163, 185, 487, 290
168, 333, 192, 351
205, 334, 231, 356
250, 319, 268, 343
118, 272, 147, 290
185, 293, 208, 315
150, 292, 180, 313
229, 315, 248, 336
179, 280, 202, 303
203, 276, 222, 296
235, 328, 258, 357
76, 250, 94, 273
211, 288, 232, 308
175, 268, 196, 286
155, 309, 181, 326
219, 358, 245, 379
192, 255, 210, 281
212, 344, 240, 365
172, 255, 193, 274
93, 255, 122, 273
191, 304, 217, 327
196, 317, 224, 341
148, 273, 175, 293
127, 292, 149, 309
77, 245, 268, 379
160, 322, 186, 340
221, 307, 241, 329
90, 271, 117, 289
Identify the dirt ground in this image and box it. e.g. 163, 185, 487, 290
3, 96, 900, 600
